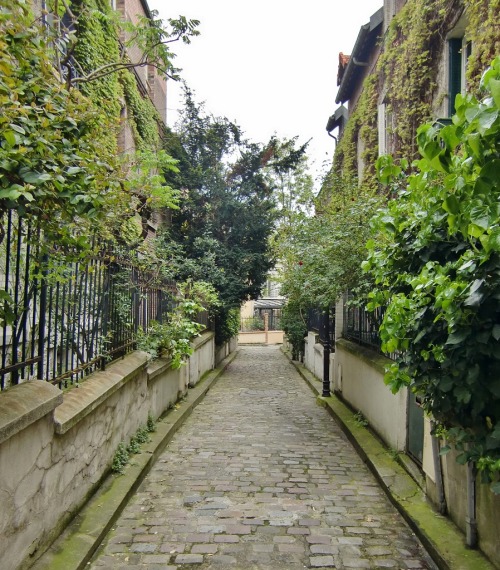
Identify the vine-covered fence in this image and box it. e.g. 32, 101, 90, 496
0, 211, 197, 391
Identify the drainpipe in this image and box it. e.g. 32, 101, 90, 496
430, 420, 447, 515
466, 459, 478, 548
352, 57, 369, 66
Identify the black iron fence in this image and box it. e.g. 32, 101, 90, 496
307, 307, 335, 345
0, 212, 204, 391
342, 292, 384, 352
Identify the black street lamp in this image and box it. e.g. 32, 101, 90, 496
322, 308, 331, 397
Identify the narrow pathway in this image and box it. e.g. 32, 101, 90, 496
90, 346, 437, 569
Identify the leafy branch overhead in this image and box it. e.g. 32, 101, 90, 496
42, 0, 200, 88
363, 58, 500, 489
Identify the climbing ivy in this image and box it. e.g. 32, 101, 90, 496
120, 71, 161, 152
465, 0, 500, 91
380, 0, 463, 159
72, 0, 123, 153
324, 0, 499, 196
332, 73, 379, 195
363, 58, 500, 490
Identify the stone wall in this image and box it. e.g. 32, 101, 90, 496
0, 331, 227, 570
332, 339, 408, 452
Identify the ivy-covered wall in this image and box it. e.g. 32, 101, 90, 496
324, 0, 499, 197
73, 0, 163, 154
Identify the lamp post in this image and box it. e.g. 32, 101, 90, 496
322, 307, 331, 397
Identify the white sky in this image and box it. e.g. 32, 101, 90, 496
148, 0, 382, 185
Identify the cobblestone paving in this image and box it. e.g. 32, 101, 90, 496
90, 346, 438, 569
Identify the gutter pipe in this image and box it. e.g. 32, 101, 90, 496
430, 420, 447, 515
466, 459, 478, 548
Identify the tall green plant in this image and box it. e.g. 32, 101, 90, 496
364, 58, 500, 491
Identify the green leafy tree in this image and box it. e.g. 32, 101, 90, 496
363, 58, 500, 491
162, 88, 308, 343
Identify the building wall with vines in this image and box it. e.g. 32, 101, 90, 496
324, 0, 499, 199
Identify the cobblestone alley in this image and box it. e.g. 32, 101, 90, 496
90, 346, 437, 569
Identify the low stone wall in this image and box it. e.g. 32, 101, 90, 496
0, 331, 225, 570
215, 337, 238, 366
238, 331, 284, 345
333, 338, 407, 451
303, 332, 334, 391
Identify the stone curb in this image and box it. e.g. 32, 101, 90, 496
285, 350, 495, 570
32, 350, 239, 570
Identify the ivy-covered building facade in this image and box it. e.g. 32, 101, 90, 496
313, 0, 500, 566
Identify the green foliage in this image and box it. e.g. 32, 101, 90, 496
354, 411, 369, 427
135, 425, 151, 444
147, 413, 157, 433
379, 0, 462, 159
137, 281, 218, 366
330, 73, 379, 194
364, 59, 500, 488
162, 89, 308, 344
280, 301, 307, 360
71, 0, 123, 129
278, 176, 381, 311
465, 0, 500, 92
324, 0, 498, 198
120, 71, 161, 152
0, 1, 124, 248
126, 149, 180, 213
111, 442, 129, 473
127, 435, 141, 454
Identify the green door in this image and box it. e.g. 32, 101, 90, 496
407, 392, 424, 464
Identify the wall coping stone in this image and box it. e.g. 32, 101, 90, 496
191, 330, 214, 350
54, 351, 149, 435
336, 337, 391, 375
0, 381, 62, 445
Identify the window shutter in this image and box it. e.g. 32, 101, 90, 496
448, 38, 462, 116
378, 104, 386, 156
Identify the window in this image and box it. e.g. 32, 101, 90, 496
377, 102, 393, 156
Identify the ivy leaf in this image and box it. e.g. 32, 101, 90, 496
489, 78, 500, 109
489, 230, 500, 252
21, 171, 52, 184
439, 445, 451, 455
3, 131, 16, 146
470, 206, 489, 230
9, 123, 25, 135
464, 279, 484, 307
467, 132, 482, 159
454, 385, 471, 404
446, 329, 470, 345
66, 166, 83, 175
443, 195, 460, 215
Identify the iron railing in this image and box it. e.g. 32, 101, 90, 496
342, 292, 384, 352
0, 211, 201, 391
307, 307, 335, 345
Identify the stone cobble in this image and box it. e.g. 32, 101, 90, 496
90, 346, 437, 569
